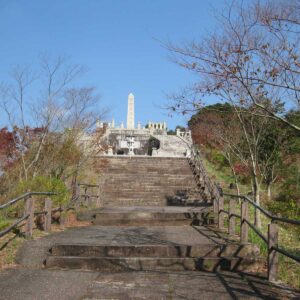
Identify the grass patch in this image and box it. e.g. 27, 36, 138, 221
0, 226, 48, 269
0, 219, 11, 231
203, 157, 250, 194
278, 255, 300, 289
248, 227, 268, 256
0, 232, 26, 269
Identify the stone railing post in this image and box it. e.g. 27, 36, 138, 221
75, 184, 81, 208
84, 187, 88, 204
241, 200, 249, 243
25, 195, 34, 238
268, 223, 279, 282
229, 197, 236, 236
97, 183, 101, 207
44, 197, 52, 232
213, 195, 218, 225
218, 196, 224, 229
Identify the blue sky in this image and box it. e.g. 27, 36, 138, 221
0, 0, 222, 129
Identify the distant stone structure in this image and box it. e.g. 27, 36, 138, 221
127, 93, 135, 129
93, 93, 192, 156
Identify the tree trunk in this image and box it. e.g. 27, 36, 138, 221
233, 172, 240, 196
227, 153, 240, 196
267, 183, 272, 201
253, 176, 262, 229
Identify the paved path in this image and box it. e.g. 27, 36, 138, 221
0, 268, 298, 299
0, 206, 299, 299
97, 206, 210, 213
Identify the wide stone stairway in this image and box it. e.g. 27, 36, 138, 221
95, 157, 203, 206
1, 157, 299, 299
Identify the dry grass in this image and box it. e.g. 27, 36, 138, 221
0, 211, 90, 270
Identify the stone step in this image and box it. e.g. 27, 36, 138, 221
101, 200, 167, 206
93, 218, 194, 226
101, 198, 203, 204
100, 199, 203, 204
99, 157, 202, 206
101, 171, 193, 175
101, 185, 197, 190
92, 211, 209, 226
96, 156, 200, 206
45, 256, 264, 272
101, 178, 195, 183
100, 192, 201, 198
77, 206, 212, 221
101, 167, 192, 172
102, 178, 196, 182
102, 185, 196, 190
50, 244, 260, 258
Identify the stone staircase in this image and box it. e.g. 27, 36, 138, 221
44, 219, 263, 273
95, 156, 203, 206
77, 206, 211, 225
42, 156, 265, 291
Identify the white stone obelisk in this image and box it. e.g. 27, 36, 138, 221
127, 93, 135, 129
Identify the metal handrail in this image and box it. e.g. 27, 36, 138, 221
273, 246, 300, 263
0, 193, 31, 210
77, 183, 99, 188
0, 214, 29, 238
0, 191, 58, 239
0, 192, 56, 210
221, 193, 300, 264
189, 146, 222, 201
244, 219, 268, 244
189, 144, 300, 275
223, 193, 300, 226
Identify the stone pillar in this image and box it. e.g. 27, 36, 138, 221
44, 198, 52, 232
127, 93, 135, 129
25, 196, 34, 238
268, 223, 279, 282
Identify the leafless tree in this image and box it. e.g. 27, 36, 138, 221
166, 0, 300, 228
0, 56, 105, 182
166, 0, 300, 131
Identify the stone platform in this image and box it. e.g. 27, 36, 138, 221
78, 205, 212, 225
16, 221, 262, 273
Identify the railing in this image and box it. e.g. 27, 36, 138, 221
0, 192, 57, 238
176, 129, 192, 142
189, 145, 300, 282
219, 193, 300, 282
73, 183, 101, 207
189, 146, 222, 217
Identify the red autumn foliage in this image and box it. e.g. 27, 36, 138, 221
0, 127, 17, 157
233, 163, 250, 176
0, 126, 45, 171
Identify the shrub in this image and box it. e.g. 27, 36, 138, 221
266, 198, 300, 221
15, 176, 70, 207
206, 149, 229, 170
